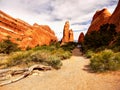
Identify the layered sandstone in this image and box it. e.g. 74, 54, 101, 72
61, 21, 74, 44
0, 10, 57, 50
78, 32, 84, 44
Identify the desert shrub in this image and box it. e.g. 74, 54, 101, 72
2, 41, 76, 69
90, 50, 120, 72
61, 42, 77, 51
6, 50, 33, 67
4, 50, 63, 69
85, 50, 94, 58
32, 42, 61, 51
32, 45, 54, 51
0, 39, 20, 54
61, 51, 72, 59
47, 55, 62, 69
32, 42, 74, 60
27, 50, 50, 63
26, 51, 62, 69
51, 48, 72, 60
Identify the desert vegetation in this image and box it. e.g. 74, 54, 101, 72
0, 41, 77, 69
0, 39, 20, 54
90, 50, 120, 72
82, 24, 120, 72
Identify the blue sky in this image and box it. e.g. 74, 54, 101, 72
0, 0, 118, 40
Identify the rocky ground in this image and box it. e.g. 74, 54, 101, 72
0, 48, 120, 90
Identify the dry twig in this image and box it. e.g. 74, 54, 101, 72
0, 64, 52, 86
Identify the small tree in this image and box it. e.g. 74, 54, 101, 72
0, 39, 20, 54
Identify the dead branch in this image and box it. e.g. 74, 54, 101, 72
0, 64, 52, 86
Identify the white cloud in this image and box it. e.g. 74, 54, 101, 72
0, 0, 118, 40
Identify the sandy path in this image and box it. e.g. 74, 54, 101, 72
0, 48, 120, 90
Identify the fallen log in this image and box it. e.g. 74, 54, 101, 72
0, 64, 52, 86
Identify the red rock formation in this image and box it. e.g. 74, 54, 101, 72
78, 32, 84, 44
61, 21, 74, 44
61, 21, 70, 43
0, 10, 57, 50
87, 0, 120, 34
69, 29, 74, 42
109, 0, 120, 32
87, 8, 111, 34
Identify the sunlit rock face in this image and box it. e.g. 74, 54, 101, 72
61, 21, 74, 45
87, 8, 111, 34
61, 21, 70, 43
87, 0, 120, 34
0, 10, 57, 50
78, 32, 84, 44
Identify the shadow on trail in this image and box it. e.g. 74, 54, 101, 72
82, 65, 95, 73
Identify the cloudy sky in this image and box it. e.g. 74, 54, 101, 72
0, 0, 118, 40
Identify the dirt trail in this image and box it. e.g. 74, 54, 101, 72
0, 48, 120, 90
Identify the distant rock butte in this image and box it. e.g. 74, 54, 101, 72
61, 21, 74, 44
78, 32, 84, 44
86, 0, 120, 34
0, 10, 57, 50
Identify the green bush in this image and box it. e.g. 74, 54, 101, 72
6, 50, 33, 67
0, 39, 20, 54
51, 48, 72, 60
61, 42, 77, 51
5, 50, 63, 69
90, 50, 120, 72
2, 41, 76, 69
27, 51, 50, 63
27, 51, 62, 69
47, 55, 62, 69
85, 50, 94, 58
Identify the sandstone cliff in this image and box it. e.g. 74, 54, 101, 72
87, 8, 111, 34
0, 10, 57, 50
86, 0, 120, 34
61, 21, 74, 44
